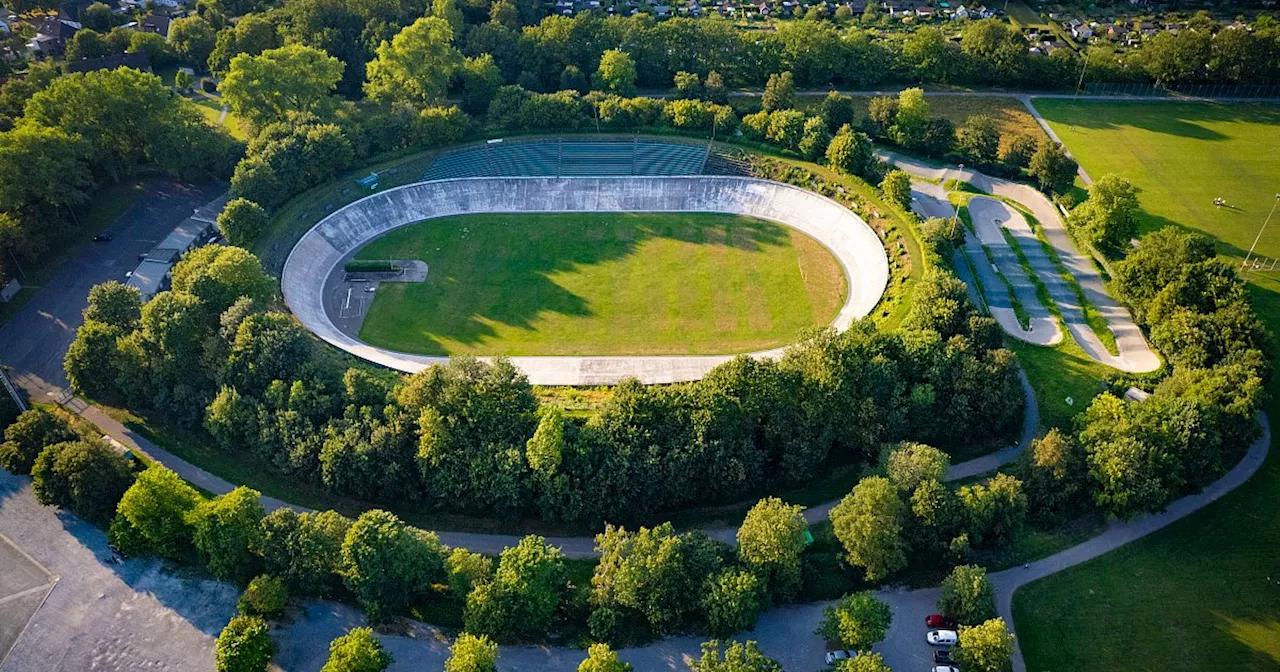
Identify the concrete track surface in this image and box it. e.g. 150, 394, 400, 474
884, 150, 1160, 373
282, 176, 890, 386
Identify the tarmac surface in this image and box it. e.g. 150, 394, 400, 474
885, 150, 1161, 373
0, 179, 227, 400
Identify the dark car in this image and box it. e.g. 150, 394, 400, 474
934, 649, 955, 664
92, 234, 113, 242
925, 614, 957, 629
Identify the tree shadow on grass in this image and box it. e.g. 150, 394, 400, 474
355, 213, 793, 356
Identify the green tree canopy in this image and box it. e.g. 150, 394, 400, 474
222, 44, 344, 126
189, 486, 266, 583
217, 199, 269, 248
577, 642, 632, 672
364, 17, 461, 105
444, 632, 498, 672
170, 244, 275, 317
116, 465, 202, 560
736, 497, 807, 602
594, 49, 637, 96
465, 535, 567, 642
880, 442, 950, 493
955, 617, 1016, 672
938, 564, 996, 625
340, 509, 446, 622
321, 627, 393, 672
688, 640, 781, 672
84, 280, 142, 331
829, 476, 907, 582
215, 615, 274, 672
1068, 173, 1140, 253
31, 439, 133, 524
0, 407, 76, 476
815, 591, 892, 652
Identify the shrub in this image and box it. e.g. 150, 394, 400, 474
217, 199, 269, 247
444, 632, 498, 672
238, 574, 287, 619
31, 439, 133, 524
116, 465, 202, 560
815, 591, 891, 652
938, 564, 996, 625
0, 407, 77, 475
321, 627, 392, 672
215, 616, 274, 672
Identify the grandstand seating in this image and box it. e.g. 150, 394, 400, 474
422, 139, 708, 181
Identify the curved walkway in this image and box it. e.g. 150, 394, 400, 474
883, 150, 1161, 373
283, 176, 890, 386
3, 403, 1265, 671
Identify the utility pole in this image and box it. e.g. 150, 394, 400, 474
948, 163, 965, 238
1241, 193, 1280, 270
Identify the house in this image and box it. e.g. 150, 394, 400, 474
1072, 26, 1093, 40
952, 5, 968, 20
28, 16, 81, 56
142, 14, 170, 38
66, 51, 151, 73
914, 5, 933, 18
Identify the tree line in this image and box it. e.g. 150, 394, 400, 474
0, 67, 238, 282
61, 240, 1024, 527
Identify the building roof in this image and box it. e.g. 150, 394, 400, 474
142, 14, 170, 36
35, 15, 81, 38
126, 259, 172, 297
155, 217, 213, 254
66, 51, 151, 74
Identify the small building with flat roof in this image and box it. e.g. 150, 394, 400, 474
125, 259, 173, 300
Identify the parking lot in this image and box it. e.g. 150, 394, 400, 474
0, 534, 55, 667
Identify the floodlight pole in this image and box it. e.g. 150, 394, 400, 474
1241, 193, 1280, 270
1074, 52, 1090, 96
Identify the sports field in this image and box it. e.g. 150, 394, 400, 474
354, 212, 846, 356
1013, 100, 1280, 671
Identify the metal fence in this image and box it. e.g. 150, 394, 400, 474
1081, 82, 1280, 99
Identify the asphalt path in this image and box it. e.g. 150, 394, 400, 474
0, 410, 1265, 672
883, 150, 1161, 373
0, 179, 227, 400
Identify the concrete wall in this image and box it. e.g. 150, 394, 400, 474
282, 176, 890, 385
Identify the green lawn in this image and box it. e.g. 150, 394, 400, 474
1012, 100, 1280, 671
355, 212, 847, 356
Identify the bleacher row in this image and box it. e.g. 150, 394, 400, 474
422, 140, 708, 181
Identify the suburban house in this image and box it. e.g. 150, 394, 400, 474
66, 51, 151, 74
28, 16, 81, 57
142, 14, 171, 38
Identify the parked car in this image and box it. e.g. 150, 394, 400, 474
932, 666, 960, 672
824, 650, 852, 665
934, 648, 955, 664
927, 629, 959, 646
926, 614, 957, 629
92, 234, 113, 242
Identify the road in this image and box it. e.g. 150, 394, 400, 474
0, 179, 227, 400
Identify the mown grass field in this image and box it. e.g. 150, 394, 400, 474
355, 212, 847, 356
1013, 100, 1280, 671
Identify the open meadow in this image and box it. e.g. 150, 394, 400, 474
1013, 99, 1280, 671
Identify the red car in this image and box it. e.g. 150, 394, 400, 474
925, 614, 957, 629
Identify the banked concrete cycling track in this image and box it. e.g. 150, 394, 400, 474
281, 176, 891, 385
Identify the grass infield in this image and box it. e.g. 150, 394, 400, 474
354, 212, 847, 356
1013, 99, 1280, 671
